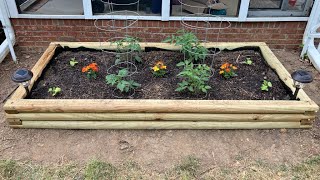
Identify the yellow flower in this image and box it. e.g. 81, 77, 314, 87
232, 66, 237, 70
152, 66, 160, 72
219, 70, 224, 74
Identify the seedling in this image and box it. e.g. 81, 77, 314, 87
48, 87, 61, 96
69, 58, 78, 67
244, 58, 253, 65
261, 80, 272, 91
106, 69, 141, 93
176, 61, 211, 93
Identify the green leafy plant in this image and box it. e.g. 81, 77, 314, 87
69, 58, 78, 67
175, 61, 211, 93
244, 57, 253, 65
163, 31, 208, 62
106, 69, 141, 93
48, 87, 61, 96
112, 36, 142, 63
261, 80, 272, 91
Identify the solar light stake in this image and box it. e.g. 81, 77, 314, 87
11, 69, 33, 95
291, 70, 313, 100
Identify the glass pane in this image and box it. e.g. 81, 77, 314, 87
15, 0, 84, 15
92, 0, 161, 16
171, 0, 241, 17
250, 0, 282, 9
249, 0, 312, 17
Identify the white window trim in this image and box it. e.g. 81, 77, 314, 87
5, 0, 312, 22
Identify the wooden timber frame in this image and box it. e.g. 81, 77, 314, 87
3, 42, 319, 129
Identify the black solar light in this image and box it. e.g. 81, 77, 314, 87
11, 68, 33, 94
291, 70, 313, 100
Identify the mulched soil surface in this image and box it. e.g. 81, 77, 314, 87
29, 47, 292, 100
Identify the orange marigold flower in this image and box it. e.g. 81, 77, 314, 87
160, 65, 167, 69
220, 63, 229, 70
83, 63, 99, 73
225, 68, 231, 73
156, 60, 164, 66
82, 67, 88, 73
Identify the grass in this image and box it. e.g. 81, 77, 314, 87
0, 155, 320, 179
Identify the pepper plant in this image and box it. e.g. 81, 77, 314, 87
163, 31, 208, 62
106, 69, 141, 93
175, 61, 211, 93
112, 36, 142, 64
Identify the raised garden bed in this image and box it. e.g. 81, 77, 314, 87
4, 42, 319, 129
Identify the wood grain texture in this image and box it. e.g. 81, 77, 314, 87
6, 113, 315, 122
4, 99, 318, 114
9, 44, 58, 100
12, 121, 310, 129
52, 42, 266, 51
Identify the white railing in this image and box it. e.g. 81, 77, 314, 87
301, 0, 320, 72
0, 0, 16, 63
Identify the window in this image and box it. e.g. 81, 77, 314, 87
248, 0, 313, 17
171, 0, 241, 17
5, 0, 314, 21
14, 0, 84, 15
91, 0, 161, 16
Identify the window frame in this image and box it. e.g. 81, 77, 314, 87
5, 0, 312, 22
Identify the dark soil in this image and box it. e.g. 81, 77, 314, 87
29, 47, 292, 100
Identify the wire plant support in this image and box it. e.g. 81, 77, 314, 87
94, 0, 141, 98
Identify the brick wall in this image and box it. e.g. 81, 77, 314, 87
10, 19, 307, 52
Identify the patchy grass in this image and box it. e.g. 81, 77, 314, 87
0, 155, 320, 179
84, 160, 117, 180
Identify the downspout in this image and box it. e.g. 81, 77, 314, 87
0, 0, 17, 63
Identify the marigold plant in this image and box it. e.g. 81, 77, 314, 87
82, 63, 99, 79
152, 60, 167, 77
219, 63, 237, 79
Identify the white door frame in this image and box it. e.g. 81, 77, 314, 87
0, 0, 17, 63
